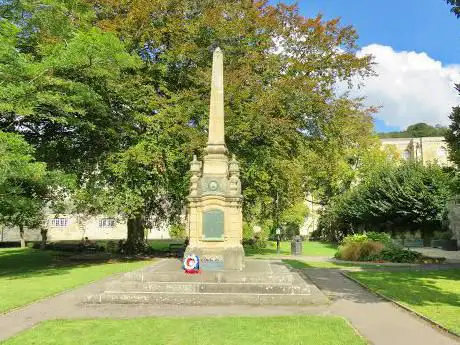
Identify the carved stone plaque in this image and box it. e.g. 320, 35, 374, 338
202, 209, 224, 240
201, 177, 226, 195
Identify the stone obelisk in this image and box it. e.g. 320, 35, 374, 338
185, 47, 245, 270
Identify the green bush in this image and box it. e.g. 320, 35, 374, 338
377, 247, 422, 263
335, 241, 385, 261
342, 234, 368, 245
341, 232, 391, 246
365, 232, 392, 246
336, 232, 422, 263
243, 222, 253, 240
318, 162, 453, 242
243, 237, 267, 249
105, 240, 118, 254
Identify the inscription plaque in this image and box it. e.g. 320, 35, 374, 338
203, 209, 224, 240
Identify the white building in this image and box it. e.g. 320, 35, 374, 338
0, 214, 170, 243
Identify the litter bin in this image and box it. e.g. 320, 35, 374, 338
291, 236, 303, 255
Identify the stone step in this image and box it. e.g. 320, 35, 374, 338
120, 271, 298, 284
85, 291, 327, 306
104, 281, 311, 295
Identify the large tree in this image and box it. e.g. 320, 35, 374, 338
84, 0, 378, 242
0, 131, 73, 247
0, 2, 141, 175
379, 123, 448, 139
1, 0, 380, 252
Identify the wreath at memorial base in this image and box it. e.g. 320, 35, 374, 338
183, 254, 200, 274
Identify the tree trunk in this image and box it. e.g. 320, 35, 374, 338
40, 228, 48, 249
19, 225, 25, 248
125, 214, 147, 254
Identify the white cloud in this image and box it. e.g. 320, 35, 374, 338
350, 44, 460, 130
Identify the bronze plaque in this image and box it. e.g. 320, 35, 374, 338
202, 209, 224, 240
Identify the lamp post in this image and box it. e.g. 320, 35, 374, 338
275, 191, 280, 254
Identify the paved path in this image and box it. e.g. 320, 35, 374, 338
304, 268, 459, 345
0, 260, 458, 345
413, 247, 460, 263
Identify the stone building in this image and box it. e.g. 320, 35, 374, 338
380, 136, 451, 166
0, 214, 170, 243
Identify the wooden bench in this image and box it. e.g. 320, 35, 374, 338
168, 243, 186, 258
393, 239, 424, 248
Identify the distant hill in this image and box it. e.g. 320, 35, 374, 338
378, 122, 448, 138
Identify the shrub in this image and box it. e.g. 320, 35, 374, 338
318, 162, 453, 242
341, 232, 391, 246
336, 241, 385, 261
378, 247, 422, 263
365, 232, 392, 246
342, 234, 368, 245
242, 237, 267, 249
105, 240, 118, 254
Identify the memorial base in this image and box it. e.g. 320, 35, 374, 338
184, 245, 245, 271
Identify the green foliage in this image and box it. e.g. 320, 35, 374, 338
336, 232, 424, 263
0, 131, 73, 240
377, 247, 422, 263
379, 122, 448, 138
341, 232, 391, 246
446, 86, 460, 167
446, 0, 460, 18
86, 0, 378, 245
342, 234, 368, 245
365, 232, 392, 246
169, 224, 186, 239
242, 222, 253, 240
319, 162, 453, 242
242, 237, 267, 250
335, 241, 385, 261
1, 0, 381, 253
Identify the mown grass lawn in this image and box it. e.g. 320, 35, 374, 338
1, 316, 367, 345
245, 241, 337, 257
0, 248, 153, 313
349, 269, 460, 335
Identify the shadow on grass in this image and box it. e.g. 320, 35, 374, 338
245, 241, 337, 257
281, 259, 371, 270
0, 248, 148, 280
349, 269, 460, 308
282, 259, 460, 311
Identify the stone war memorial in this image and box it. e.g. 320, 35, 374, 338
84, 48, 326, 306
185, 47, 245, 271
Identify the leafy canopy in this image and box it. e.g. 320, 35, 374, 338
318, 162, 453, 241
0, 131, 73, 231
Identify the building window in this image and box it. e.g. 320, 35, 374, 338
402, 150, 411, 160
50, 218, 69, 227
99, 218, 115, 228
438, 147, 447, 157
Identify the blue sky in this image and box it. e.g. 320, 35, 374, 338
277, 1, 460, 132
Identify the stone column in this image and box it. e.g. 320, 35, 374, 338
206, 47, 227, 155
